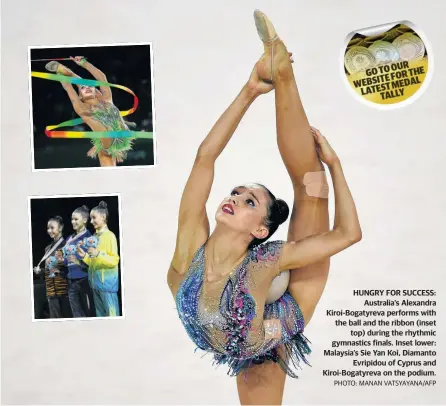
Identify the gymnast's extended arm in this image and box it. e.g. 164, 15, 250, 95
71, 56, 112, 102
170, 83, 262, 275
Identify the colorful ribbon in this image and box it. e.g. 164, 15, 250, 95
31, 71, 153, 139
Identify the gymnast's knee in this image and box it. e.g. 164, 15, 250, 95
297, 170, 329, 199
237, 362, 281, 388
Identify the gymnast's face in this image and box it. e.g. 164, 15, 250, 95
47, 220, 62, 240
71, 212, 87, 232
90, 210, 106, 230
215, 184, 270, 240
79, 85, 97, 100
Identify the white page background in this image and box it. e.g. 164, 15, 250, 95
2, 0, 445, 404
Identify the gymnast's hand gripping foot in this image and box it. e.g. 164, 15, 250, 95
167, 10, 361, 405
45, 57, 134, 167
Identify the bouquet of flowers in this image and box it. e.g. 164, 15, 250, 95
82, 236, 99, 252
47, 256, 59, 278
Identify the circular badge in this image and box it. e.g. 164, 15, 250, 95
342, 21, 433, 109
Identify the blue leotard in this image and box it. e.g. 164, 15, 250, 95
175, 240, 311, 377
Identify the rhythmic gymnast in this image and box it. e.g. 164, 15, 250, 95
56, 205, 95, 318
167, 10, 362, 405
45, 57, 134, 167
76, 201, 121, 317
33, 216, 71, 319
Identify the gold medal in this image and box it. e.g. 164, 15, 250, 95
344, 46, 376, 74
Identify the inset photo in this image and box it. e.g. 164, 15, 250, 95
29, 194, 124, 320
29, 43, 155, 170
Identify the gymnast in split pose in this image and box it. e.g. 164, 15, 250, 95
45, 57, 134, 167
167, 10, 361, 405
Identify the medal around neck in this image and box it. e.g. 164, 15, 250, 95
342, 21, 433, 109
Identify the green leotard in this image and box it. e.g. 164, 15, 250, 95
89, 100, 134, 160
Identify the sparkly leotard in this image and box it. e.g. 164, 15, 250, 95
175, 240, 311, 377
88, 100, 134, 160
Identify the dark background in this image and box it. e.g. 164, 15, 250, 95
30, 44, 154, 169
31, 195, 122, 317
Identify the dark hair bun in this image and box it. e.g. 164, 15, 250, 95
98, 201, 108, 209
82, 205, 89, 211
49, 215, 64, 229
275, 199, 289, 224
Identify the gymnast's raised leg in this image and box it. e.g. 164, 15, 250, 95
237, 11, 330, 405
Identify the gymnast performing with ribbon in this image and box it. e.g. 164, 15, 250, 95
31, 56, 152, 167
167, 10, 362, 405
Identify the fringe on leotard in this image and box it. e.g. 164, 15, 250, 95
182, 290, 312, 378
212, 331, 311, 378
176, 244, 311, 378
90, 137, 134, 161
211, 291, 312, 378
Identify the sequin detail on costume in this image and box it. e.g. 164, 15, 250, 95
175, 240, 311, 378
91, 101, 128, 131
89, 101, 134, 160
251, 241, 282, 263
221, 267, 256, 359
